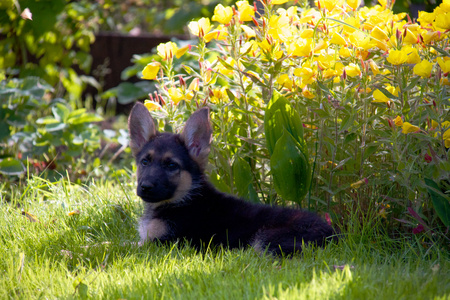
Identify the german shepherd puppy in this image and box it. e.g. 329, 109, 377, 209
128, 102, 336, 255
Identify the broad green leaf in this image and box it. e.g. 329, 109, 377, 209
0, 120, 10, 141
52, 103, 70, 122
270, 129, 311, 204
36, 116, 59, 125
232, 156, 253, 199
425, 178, 450, 227
45, 122, 67, 132
116, 82, 148, 105
68, 114, 103, 125
209, 170, 231, 194
264, 91, 306, 157
0, 158, 25, 176
363, 145, 379, 161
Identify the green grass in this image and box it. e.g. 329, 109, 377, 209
1, 176, 449, 299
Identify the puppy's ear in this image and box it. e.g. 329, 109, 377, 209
128, 102, 157, 156
180, 108, 212, 169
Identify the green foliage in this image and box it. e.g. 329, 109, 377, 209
425, 178, 450, 227
0, 0, 100, 100
0, 76, 107, 180
265, 91, 310, 205
96, 0, 237, 35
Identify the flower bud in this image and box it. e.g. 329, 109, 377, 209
342, 68, 347, 80
179, 75, 186, 89
388, 118, 393, 128
252, 16, 259, 27
396, 28, 402, 42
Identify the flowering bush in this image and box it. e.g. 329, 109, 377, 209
140, 0, 450, 235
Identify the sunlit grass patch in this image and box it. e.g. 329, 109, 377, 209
0, 177, 448, 299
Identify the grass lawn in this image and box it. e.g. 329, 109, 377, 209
1, 176, 449, 299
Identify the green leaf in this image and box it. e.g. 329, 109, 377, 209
264, 91, 306, 157
0, 120, 10, 141
232, 156, 253, 199
209, 170, 231, 194
45, 122, 66, 132
425, 178, 450, 227
36, 116, 59, 125
0, 158, 25, 176
68, 113, 103, 125
270, 129, 311, 204
116, 82, 148, 105
363, 145, 379, 161
52, 103, 70, 122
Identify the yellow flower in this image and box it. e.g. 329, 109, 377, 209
349, 31, 374, 50
269, 14, 292, 41
204, 26, 228, 43
176, 45, 190, 58
185, 78, 200, 100
210, 88, 230, 104
276, 74, 294, 90
241, 25, 256, 38
345, 63, 361, 77
216, 57, 236, 76
378, 0, 387, 8
212, 4, 233, 25
188, 18, 212, 38
302, 86, 315, 99
294, 65, 316, 84
402, 122, 420, 134
300, 29, 314, 39
167, 87, 184, 105
157, 42, 178, 61
369, 60, 380, 76
188, 78, 199, 92
372, 85, 398, 103
314, 39, 329, 52
434, 12, 450, 30
339, 47, 352, 57
405, 47, 421, 64
319, 0, 343, 11
394, 115, 403, 126
403, 29, 418, 44
287, 38, 313, 57
342, 17, 360, 35
387, 49, 407, 65
323, 62, 345, 79
141, 62, 161, 80
144, 100, 162, 111
347, 0, 361, 10
437, 57, 450, 73
240, 41, 258, 56
236, 1, 255, 22
272, 0, 289, 4
350, 178, 368, 189
371, 26, 388, 41
421, 30, 440, 44
316, 55, 335, 70
444, 124, 450, 148
330, 32, 346, 45
418, 11, 435, 26
413, 60, 433, 78
431, 120, 439, 129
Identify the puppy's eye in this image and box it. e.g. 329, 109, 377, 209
165, 161, 179, 171
141, 158, 149, 166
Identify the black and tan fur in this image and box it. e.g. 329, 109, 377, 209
128, 102, 336, 255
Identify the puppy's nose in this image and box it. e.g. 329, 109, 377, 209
140, 183, 154, 192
